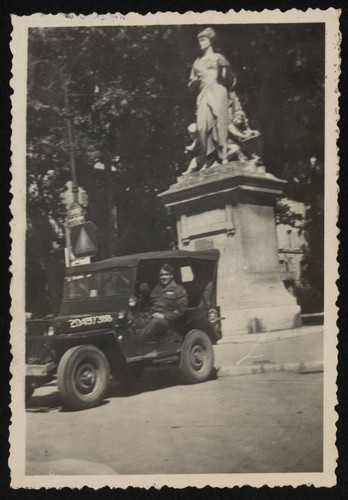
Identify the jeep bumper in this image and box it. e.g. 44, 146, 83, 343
26, 361, 56, 377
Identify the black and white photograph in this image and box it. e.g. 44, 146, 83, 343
9, 10, 339, 489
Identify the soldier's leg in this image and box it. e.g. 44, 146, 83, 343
141, 318, 170, 341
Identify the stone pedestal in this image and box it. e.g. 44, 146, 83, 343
159, 162, 301, 336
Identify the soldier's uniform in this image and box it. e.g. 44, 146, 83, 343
140, 280, 188, 340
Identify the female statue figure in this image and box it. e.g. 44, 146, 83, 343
188, 27, 233, 169
184, 27, 261, 175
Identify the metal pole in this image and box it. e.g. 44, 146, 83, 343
62, 79, 79, 204
65, 223, 72, 267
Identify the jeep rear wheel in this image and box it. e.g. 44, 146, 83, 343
179, 329, 214, 383
57, 345, 110, 410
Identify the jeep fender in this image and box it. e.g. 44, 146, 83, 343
184, 317, 218, 345
50, 329, 126, 369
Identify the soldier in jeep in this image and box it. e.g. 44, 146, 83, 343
137, 263, 188, 343
26, 250, 221, 409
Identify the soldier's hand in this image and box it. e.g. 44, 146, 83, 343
152, 312, 164, 319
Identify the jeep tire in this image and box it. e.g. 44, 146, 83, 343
57, 345, 110, 410
179, 329, 214, 383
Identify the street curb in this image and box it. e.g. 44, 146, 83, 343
217, 360, 323, 377
218, 325, 323, 345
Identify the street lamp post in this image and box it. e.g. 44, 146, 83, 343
59, 78, 87, 266
62, 78, 79, 205
32, 59, 119, 263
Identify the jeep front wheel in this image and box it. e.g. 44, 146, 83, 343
179, 329, 214, 383
57, 345, 110, 410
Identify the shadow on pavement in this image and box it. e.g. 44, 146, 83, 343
109, 365, 219, 398
26, 366, 219, 411
26, 390, 62, 413
26, 391, 111, 413
108, 366, 183, 398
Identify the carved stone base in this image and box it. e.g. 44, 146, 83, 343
159, 161, 301, 335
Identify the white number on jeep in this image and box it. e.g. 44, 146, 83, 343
68, 315, 113, 329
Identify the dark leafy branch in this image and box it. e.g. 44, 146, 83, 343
26, 24, 324, 315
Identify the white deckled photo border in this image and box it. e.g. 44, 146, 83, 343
9, 8, 340, 489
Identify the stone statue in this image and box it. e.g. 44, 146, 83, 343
183, 27, 260, 175
187, 27, 231, 170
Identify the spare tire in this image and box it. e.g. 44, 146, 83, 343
57, 345, 110, 410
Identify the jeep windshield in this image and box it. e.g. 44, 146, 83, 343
62, 268, 134, 300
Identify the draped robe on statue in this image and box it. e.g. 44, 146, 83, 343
189, 53, 231, 165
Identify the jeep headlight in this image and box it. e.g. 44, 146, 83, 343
117, 310, 127, 320
208, 308, 219, 322
128, 296, 137, 308
46, 326, 55, 336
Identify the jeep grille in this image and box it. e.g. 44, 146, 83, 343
26, 319, 49, 337
26, 336, 51, 364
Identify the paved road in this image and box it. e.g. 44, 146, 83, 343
26, 369, 323, 475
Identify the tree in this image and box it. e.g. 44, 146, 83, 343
26, 63, 70, 314
26, 24, 325, 315
295, 158, 324, 298
275, 158, 324, 307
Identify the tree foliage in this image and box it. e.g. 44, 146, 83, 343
26, 24, 325, 315
275, 158, 324, 307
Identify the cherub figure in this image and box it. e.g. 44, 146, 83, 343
226, 91, 260, 162
182, 123, 200, 175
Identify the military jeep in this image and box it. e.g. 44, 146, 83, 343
26, 249, 222, 410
